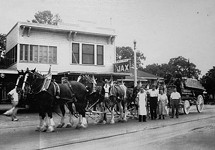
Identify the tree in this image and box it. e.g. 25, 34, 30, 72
142, 56, 201, 79
0, 33, 6, 68
116, 46, 146, 69
0, 33, 6, 50
168, 56, 201, 79
201, 66, 215, 100
142, 63, 172, 77
31, 10, 62, 25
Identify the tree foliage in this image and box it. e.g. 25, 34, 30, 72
142, 56, 201, 79
31, 10, 62, 25
116, 46, 146, 69
201, 66, 215, 99
0, 33, 6, 68
168, 56, 200, 78
142, 63, 171, 77
0, 33, 6, 50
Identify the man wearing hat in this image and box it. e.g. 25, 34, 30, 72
147, 84, 159, 120
170, 85, 181, 118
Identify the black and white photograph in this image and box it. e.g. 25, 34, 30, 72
0, 0, 215, 149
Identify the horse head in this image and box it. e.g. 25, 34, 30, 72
103, 79, 116, 99
103, 80, 111, 99
77, 74, 97, 94
13, 70, 26, 90
23, 68, 44, 94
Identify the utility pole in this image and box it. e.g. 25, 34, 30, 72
134, 40, 137, 87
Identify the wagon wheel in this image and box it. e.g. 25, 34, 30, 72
196, 95, 204, 113
183, 100, 190, 115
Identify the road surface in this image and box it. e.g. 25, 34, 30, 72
0, 105, 215, 150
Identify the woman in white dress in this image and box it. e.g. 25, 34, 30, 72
137, 87, 147, 122
158, 88, 168, 119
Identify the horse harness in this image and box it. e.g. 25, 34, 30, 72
53, 81, 77, 103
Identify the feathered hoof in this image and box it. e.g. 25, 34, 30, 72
35, 126, 41, 132
76, 124, 87, 129
57, 123, 65, 128
119, 118, 127, 123
97, 120, 106, 124
35, 126, 47, 132
65, 123, 73, 128
46, 126, 55, 133
119, 119, 127, 123
110, 120, 115, 124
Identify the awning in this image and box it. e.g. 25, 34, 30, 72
117, 78, 148, 82
0, 69, 17, 74
57, 71, 131, 77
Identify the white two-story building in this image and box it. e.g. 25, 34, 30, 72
0, 21, 131, 101
6, 21, 131, 80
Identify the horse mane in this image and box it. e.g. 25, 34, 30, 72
33, 71, 44, 79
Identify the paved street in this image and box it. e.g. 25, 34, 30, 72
0, 105, 215, 150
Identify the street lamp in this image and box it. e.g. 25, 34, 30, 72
133, 40, 137, 87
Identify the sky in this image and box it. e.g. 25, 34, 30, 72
0, 0, 215, 76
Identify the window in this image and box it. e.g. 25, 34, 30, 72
5, 45, 17, 66
82, 44, 94, 64
20, 44, 57, 64
97, 45, 104, 65
20, 44, 28, 61
49, 46, 57, 64
24, 45, 28, 61
72, 43, 104, 65
30, 45, 38, 62
39, 46, 48, 63
72, 43, 79, 64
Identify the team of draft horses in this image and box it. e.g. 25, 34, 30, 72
5, 68, 180, 132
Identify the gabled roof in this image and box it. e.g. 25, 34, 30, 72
127, 68, 163, 80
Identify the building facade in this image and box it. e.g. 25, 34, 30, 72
6, 21, 119, 74
1, 21, 130, 102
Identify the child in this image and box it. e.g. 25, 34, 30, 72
137, 87, 147, 122
158, 88, 168, 119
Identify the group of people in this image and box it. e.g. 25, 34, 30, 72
136, 82, 181, 122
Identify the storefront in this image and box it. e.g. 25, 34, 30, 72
1, 21, 131, 103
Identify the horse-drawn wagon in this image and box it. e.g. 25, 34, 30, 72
166, 77, 205, 115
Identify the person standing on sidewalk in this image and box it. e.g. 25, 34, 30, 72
137, 87, 147, 122
170, 86, 181, 118
4, 88, 20, 121
147, 84, 159, 120
158, 88, 168, 119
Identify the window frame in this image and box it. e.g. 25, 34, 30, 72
72, 43, 80, 64
19, 44, 57, 64
82, 44, 95, 65
97, 45, 104, 65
